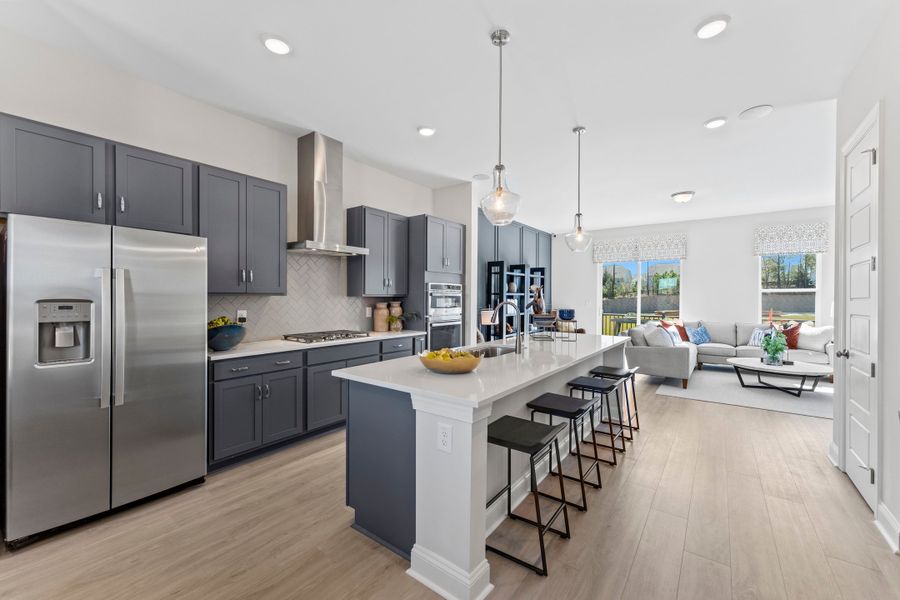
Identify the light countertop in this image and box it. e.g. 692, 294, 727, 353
332, 334, 629, 408
207, 330, 426, 361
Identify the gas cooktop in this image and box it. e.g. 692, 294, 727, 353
283, 330, 370, 344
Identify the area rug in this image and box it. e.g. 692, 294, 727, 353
654, 364, 833, 419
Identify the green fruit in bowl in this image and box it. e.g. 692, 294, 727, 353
207, 315, 237, 329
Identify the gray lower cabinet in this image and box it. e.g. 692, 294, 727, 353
413, 335, 426, 354
114, 144, 194, 234
212, 376, 263, 461
261, 368, 304, 444
346, 206, 408, 297
0, 115, 107, 223
306, 360, 347, 430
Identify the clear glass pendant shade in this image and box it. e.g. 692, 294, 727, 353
564, 214, 592, 252
480, 165, 520, 226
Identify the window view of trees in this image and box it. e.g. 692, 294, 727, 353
760, 253, 817, 324
601, 260, 681, 334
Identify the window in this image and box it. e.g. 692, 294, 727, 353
601, 259, 681, 335
760, 253, 817, 325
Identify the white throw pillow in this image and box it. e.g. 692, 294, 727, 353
645, 326, 675, 348
797, 324, 834, 352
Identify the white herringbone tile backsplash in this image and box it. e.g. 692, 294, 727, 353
208, 254, 368, 341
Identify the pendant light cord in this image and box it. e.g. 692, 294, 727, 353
576, 129, 581, 215
498, 41, 503, 166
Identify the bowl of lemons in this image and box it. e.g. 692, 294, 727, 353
207, 316, 246, 351
419, 348, 482, 374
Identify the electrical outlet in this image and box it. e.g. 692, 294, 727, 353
365, 306, 373, 318
437, 422, 452, 454
236, 309, 248, 324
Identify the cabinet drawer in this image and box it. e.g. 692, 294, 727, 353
380, 337, 412, 354
212, 351, 303, 381
381, 350, 411, 361
305, 341, 380, 366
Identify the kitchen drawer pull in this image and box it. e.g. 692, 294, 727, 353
274, 360, 292, 365
230, 366, 250, 372
392, 344, 405, 348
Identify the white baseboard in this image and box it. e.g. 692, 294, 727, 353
407, 544, 493, 600
875, 502, 900, 554
828, 442, 841, 469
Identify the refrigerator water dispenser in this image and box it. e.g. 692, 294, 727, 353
37, 300, 92, 364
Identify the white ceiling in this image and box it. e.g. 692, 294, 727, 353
0, 0, 888, 232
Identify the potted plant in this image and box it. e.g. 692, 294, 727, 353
761, 330, 788, 366
385, 311, 419, 333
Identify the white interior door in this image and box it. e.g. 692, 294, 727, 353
841, 120, 879, 510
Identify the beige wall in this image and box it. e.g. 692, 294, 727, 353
835, 3, 900, 548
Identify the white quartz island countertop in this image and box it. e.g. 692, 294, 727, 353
333, 334, 629, 409
207, 330, 426, 361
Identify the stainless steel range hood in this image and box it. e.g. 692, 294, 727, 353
287, 132, 369, 256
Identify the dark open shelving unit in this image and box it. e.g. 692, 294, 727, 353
483, 261, 549, 342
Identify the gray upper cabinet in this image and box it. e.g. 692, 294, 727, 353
246, 177, 287, 295
415, 215, 465, 274
199, 165, 247, 294
538, 230, 553, 304
0, 115, 107, 223
346, 206, 408, 297
521, 226, 538, 267
114, 144, 194, 234
497, 222, 522, 265
261, 368, 304, 444
426, 217, 446, 272
199, 166, 286, 295
445, 221, 464, 274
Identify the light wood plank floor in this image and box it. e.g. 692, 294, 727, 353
0, 377, 897, 599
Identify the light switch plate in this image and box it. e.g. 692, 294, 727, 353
236, 309, 248, 324
365, 306, 373, 318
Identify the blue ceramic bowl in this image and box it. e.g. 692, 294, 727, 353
207, 324, 246, 351
558, 309, 575, 321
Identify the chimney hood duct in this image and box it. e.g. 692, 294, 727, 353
287, 132, 369, 256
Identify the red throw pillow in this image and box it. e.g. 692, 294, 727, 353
781, 323, 801, 349
661, 319, 689, 342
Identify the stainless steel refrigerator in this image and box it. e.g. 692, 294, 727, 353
2, 214, 208, 544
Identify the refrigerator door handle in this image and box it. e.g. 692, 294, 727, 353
96, 268, 111, 409
113, 267, 127, 406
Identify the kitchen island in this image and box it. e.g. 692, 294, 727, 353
333, 334, 629, 600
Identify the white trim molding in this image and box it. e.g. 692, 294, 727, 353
875, 502, 900, 554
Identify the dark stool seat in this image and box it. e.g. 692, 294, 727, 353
588, 365, 636, 379
567, 376, 626, 464
568, 376, 617, 394
526, 393, 602, 511
591, 365, 641, 433
486, 415, 570, 576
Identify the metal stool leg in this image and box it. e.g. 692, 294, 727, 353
630, 374, 641, 430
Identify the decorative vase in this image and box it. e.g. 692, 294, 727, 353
764, 353, 783, 366
389, 301, 403, 332
507, 280, 517, 293
373, 302, 389, 332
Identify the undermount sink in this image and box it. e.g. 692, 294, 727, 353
476, 345, 517, 358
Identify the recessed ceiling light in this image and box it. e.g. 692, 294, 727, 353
261, 35, 291, 55
672, 191, 695, 204
472, 173, 490, 181
696, 15, 730, 39
417, 126, 436, 137
739, 104, 775, 120
705, 117, 728, 129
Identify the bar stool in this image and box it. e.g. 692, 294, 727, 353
526, 392, 602, 511
590, 365, 641, 433
567, 376, 626, 464
486, 415, 570, 576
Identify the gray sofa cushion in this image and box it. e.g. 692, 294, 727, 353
628, 326, 648, 347
645, 326, 675, 347
697, 342, 736, 357
700, 321, 736, 346
736, 323, 760, 346
736, 345, 764, 358
625, 343, 697, 380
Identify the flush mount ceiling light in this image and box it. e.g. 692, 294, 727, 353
739, 104, 775, 120
671, 191, 695, 204
472, 173, 490, 181
417, 126, 436, 137
480, 29, 521, 226
564, 127, 593, 253
696, 15, 730, 39
705, 117, 728, 129
261, 35, 291, 55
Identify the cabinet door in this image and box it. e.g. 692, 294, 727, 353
521, 226, 538, 267
212, 376, 262, 461
364, 208, 388, 295
414, 336, 427, 354
444, 221, 464, 274
306, 360, 348, 430
537, 231, 552, 305
114, 145, 194, 234
199, 166, 246, 294
426, 217, 446, 272
0, 116, 106, 223
261, 368, 303, 444
246, 177, 287, 294
497, 222, 522, 265
387, 214, 408, 295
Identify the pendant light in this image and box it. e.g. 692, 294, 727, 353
565, 127, 593, 252
480, 29, 521, 226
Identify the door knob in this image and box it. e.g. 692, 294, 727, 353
836, 349, 849, 358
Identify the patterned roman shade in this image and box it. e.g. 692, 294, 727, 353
592, 233, 687, 263
753, 222, 828, 255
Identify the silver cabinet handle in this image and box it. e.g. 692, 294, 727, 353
97, 268, 111, 409
230, 366, 250, 372
392, 343, 404, 348
256, 384, 262, 400
264, 384, 271, 399
383, 278, 387, 288
113, 267, 127, 406
241, 268, 247, 283
274, 360, 292, 366
119, 195, 126, 213
249, 269, 254, 283
97, 193, 103, 209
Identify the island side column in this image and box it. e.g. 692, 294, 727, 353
406, 394, 494, 600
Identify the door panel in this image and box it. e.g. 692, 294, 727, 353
537, 231, 552, 306
306, 360, 346, 430
246, 177, 287, 294
849, 205, 870, 250
365, 208, 388, 294
521, 226, 537, 267
497, 222, 522, 265
849, 260, 870, 299
111, 227, 207, 507
199, 166, 246, 294
114, 145, 194, 234
388, 214, 409, 295
0, 116, 106, 223
3, 215, 111, 540
212, 376, 262, 461
445, 221, 464, 274
262, 369, 304, 443
426, 217, 445, 272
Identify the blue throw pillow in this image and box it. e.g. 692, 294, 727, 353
749, 327, 772, 347
686, 325, 711, 345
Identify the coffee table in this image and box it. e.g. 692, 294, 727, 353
726, 357, 833, 397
